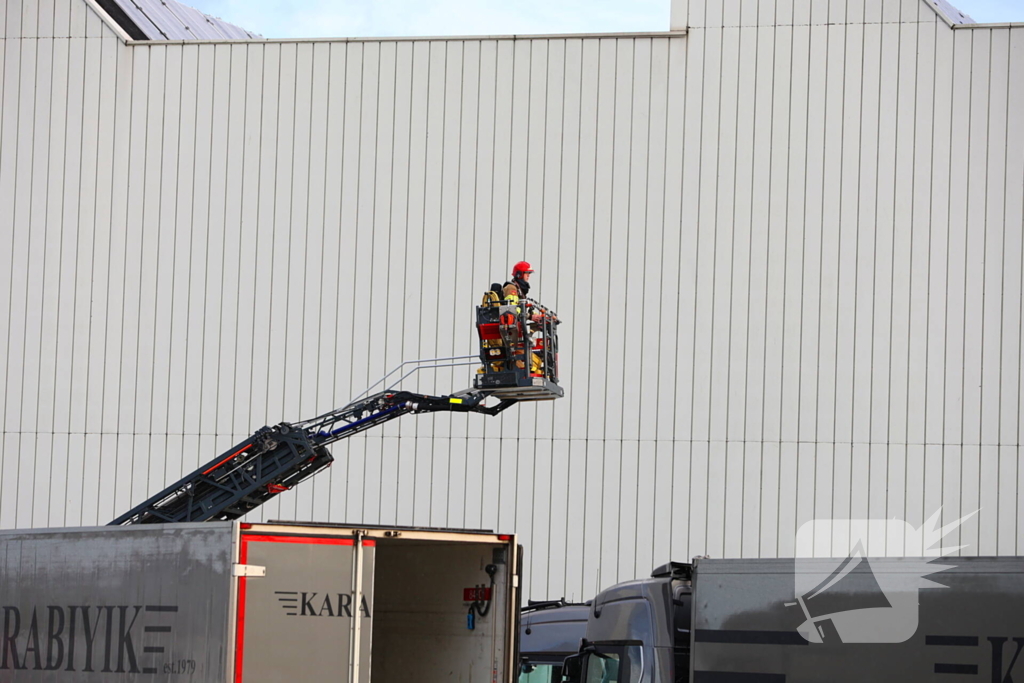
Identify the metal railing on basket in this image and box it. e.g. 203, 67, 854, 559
351, 355, 480, 401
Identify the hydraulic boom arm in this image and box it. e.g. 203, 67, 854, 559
109, 389, 515, 526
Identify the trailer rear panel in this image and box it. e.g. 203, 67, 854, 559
236, 530, 374, 683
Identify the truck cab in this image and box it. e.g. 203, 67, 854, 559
563, 563, 692, 683
518, 601, 590, 682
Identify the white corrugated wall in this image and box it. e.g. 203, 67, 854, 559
0, 0, 1022, 601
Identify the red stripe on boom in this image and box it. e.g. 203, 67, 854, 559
203, 445, 250, 475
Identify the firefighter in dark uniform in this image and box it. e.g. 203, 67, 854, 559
501, 261, 543, 375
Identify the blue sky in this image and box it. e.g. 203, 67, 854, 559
182, 0, 1024, 39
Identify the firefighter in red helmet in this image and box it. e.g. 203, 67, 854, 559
501, 261, 545, 374
503, 261, 535, 305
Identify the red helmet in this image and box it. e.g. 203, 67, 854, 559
512, 261, 534, 277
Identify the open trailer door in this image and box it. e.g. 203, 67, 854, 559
234, 522, 520, 683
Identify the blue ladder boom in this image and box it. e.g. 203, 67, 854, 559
108, 390, 516, 526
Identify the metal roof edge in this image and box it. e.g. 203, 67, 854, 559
125, 28, 686, 46
80, 0, 136, 42
919, 0, 975, 28
952, 22, 1024, 29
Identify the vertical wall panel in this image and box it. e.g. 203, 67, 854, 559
904, 445, 925, 553
709, 25, 738, 443
907, 21, 936, 445
1006, 30, 1024, 450
300, 42, 330, 430
634, 441, 657, 575
817, 21, 841, 444
15, 35, 45, 436
399, 40, 428, 439
568, 38, 595, 442
690, 23, 719, 443
540, 39, 566, 442
998, 447, 1018, 554
945, 31, 971, 445
263, 42, 296, 435
350, 41, 381, 418
962, 31, 990, 449
852, 23, 880, 446
978, 31, 1008, 446
621, 38, 650, 443
687, 442, 709, 555
180, 46, 210, 438
797, 25, 824, 445
832, 445, 853, 551
668, 442, 691, 562
740, 442, 762, 557
5, 0, 21, 39
283, 41, 312, 433
68, 33, 95, 436
150, 43, 178, 478
642, 38, 670, 441
1, 0, 1023, 600
758, 443, 780, 556
743, 26, 770, 442
230, 43, 262, 435
0, 34, 11, 433
45, 35, 72, 439
760, 23, 792, 444
888, 20, 918, 446
214, 44, 247, 436
723, 442, 745, 558
587, 38, 615, 444
657, 37, 684, 441
834, 21, 862, 445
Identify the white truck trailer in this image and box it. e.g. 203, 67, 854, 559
0, 521, 520, 682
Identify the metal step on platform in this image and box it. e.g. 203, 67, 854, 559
477, 376, 564, 401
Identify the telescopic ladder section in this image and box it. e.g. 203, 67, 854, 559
108, 424, 334, 526
109, 373, 516, 526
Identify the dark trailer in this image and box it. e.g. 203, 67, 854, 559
691, 556, 1024, 682
562, 557, 1024, 683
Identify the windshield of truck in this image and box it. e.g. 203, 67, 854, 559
582, 645, 642, 683
519, 663, 561, 682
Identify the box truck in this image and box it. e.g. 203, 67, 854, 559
0, 521, 520, 682
563, 556, 1024, 682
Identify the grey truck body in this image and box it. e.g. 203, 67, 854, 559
0, 522, 519, 682
571, 556, 1024, 683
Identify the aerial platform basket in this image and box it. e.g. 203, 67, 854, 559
474, 297, 563, 401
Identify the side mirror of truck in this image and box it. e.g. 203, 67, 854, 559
561, 653, 583, 682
